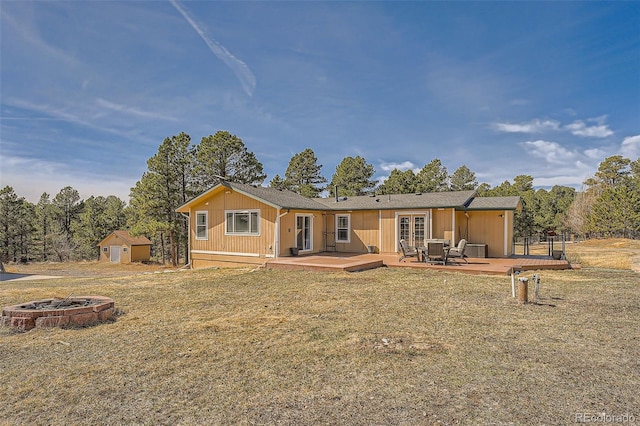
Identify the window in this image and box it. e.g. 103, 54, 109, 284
336, 214, 350, 243
103, 247, 108, 252
226, 210, 260, 235
196, 211, 208, 240
123, 247, 128, 252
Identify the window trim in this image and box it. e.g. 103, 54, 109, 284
225, 209, 260, 236
195, 211, 209, 240
336, 213, 351, 243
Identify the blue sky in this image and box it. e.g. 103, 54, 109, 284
1, 1, 639, 203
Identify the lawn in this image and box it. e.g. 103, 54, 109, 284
1, 242, 639, 424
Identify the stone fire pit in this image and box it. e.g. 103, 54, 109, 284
1, 296, 115, 331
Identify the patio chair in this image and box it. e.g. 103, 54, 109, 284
426, 241, 446, 265
445, 239, 468, 264
398, 239, 419, 262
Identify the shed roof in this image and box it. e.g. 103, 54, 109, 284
98, 230, 152, 247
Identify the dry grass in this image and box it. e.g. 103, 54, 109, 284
3, 260, 176, 277
530, 238, 640, 271
1, 257, 639, 424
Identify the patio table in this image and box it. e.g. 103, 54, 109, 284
419, 242, 447, 265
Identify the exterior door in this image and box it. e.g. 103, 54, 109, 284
399, 215, 426, 247
110, 246, 121, 263
296, 215, 313, 251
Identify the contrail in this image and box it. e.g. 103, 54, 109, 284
170, 0, 256, 97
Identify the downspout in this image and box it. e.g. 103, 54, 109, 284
179, 212, 192, 269
275, 209, 289, 258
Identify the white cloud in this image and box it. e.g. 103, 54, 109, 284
493, 116, 614, 138
584, 148, 607, 159
564, 117, 613, 138
170, 0, 256, 97
379, 161, 416, 172
521, 140, 578, 164
492, 119, 560, 134
620, 135, 640, 159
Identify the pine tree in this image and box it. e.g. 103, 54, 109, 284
329, 156, 376, 197
269, 174, 286, 190
415, 159, 449, 193
0, 186, 34, 262
194, 130, 266, 189
0, 186, 19, 262
34, 193, 54, 261
281, 148, 327, 197
378, 169, 416, 194
449, 165, 478, 191
129, 132, 195, 266
51, 186, 83, 243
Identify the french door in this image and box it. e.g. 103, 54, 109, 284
399, 214, 426, 248
296, 215, 313, 251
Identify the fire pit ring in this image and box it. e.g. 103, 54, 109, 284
1, 296, 115, 331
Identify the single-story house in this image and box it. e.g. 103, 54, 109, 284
176, 180, 522, 269
98, 230, 153, 264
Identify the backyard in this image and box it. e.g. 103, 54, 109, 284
1, 239, 639, 424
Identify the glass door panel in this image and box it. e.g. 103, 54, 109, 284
296, 215, 312, 251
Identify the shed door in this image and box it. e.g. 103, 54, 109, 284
110, 246, 121, 263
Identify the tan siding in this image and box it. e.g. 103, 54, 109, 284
379, 211, 396, 253
431, 209, 453, 240
190, 189, 277, 258
130, 245, 150, 262
466, 211, 508, 257
98, 235, 129, 263
278, 210, 324, 255
330, 211, 379, 253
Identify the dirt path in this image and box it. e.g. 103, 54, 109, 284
0, 272, 60, 282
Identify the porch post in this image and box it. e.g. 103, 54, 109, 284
503, 210, 509, 257
275, 208, 280, 258
451, 209, 456, 247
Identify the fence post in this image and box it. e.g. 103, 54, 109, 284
517, 277, 529, 304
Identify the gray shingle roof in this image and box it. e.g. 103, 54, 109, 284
178, 181, 520, 212
315, 190, 477, 210
466, 196, 522, 210
225, 182, 328, 210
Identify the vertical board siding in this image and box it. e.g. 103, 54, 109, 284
380, 210, 396, 253
190, 189, 276, 257
431, 209, 452, 240
279, 211, 324, 255
331, 210, 379, 253
466, 211, 507, 258
130, 245, 150, 262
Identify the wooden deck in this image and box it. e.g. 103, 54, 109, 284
266, 252, 573, 275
